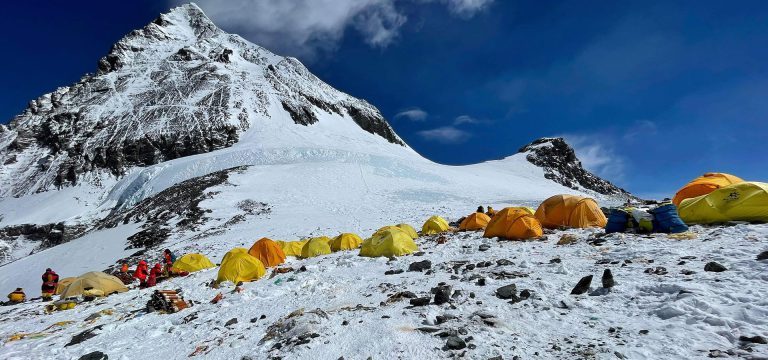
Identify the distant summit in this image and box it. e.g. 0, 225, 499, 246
519, 137, 633, 198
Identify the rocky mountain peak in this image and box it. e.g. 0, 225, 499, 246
0, 3, 403, 198
519, 137, 633, 198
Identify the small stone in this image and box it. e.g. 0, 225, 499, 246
260, 314, 266, 320
78, 351, 108, 360
413, 251, 426, 256
445, 336, 467, 350
704, 262, 727, 272
433, 285, 452, 305
557, 234, 577, 245
549, 258, 561, 264
479, 244, 491, 252
681, 269, 696, 275
739, 335, 767, 344
496, 259, 513, 266
224, 318, 238, 327
757, 251, 768, 260
250, 317, 258, 323
381, 315, 390, 319
384, 269, 404, 275
409, 260, 432, 272
416, 326, 441, 333
639, 329, 649, 335
477, 261, 493, 268
602, 269, 615, 288
677, 261, 686, 265
519, 289, 531, 299
495, 284, 517, 299
476, 278, 486, 286
608, 327, 616, 333
570, 275, 593, 295
410, 297, 430, 306
465, 264, 476, 271
342, 320, 349, 326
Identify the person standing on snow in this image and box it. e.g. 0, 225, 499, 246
134, 260, 150, 287
146, 263, 163, 288
162, 249, 176, 275
41, 268, 59, 301
477, 206, 485, 213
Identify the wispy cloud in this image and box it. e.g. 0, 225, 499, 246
184, 0, 493, 59
453, 115, 480, 125
394, 108, 428, 121
418, 126, 471, 143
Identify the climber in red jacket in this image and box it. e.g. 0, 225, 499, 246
133, 260, 149, 287
145, 263, 163, 288
41, 268, 59, 301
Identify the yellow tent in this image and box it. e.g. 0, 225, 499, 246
54, 277, 77, 295
59, 272, 128, 298
459, 212, 491, 231
360, 228, 418, 257
673, 172, 744, 206
276, 240, 307, 257
484, 207, 543, 240
396, 224, 419, 239
221, 247, 248, 264
422, 215, 450, 235
375, 225, 417, 240
216, 251, 266, 284
248, 238, 286, 267
330, 233, 363, 252
300, 236, 332, 258
172, 253, 215, 273
678, 182, 768, 224
535, 195, 607, 229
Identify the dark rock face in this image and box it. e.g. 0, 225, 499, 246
602, 269, 616, 288
408, 260, 432, 272
518, 138, 633, 197
0, 222, 88, 262
98, 167, 268, 253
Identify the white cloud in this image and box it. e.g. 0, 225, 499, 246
453, 115, 479, 125
442, 0, 494, 17
181, 0, 493, 58
418, 126, 471, 143
561, 134, 626, 183
394, 108, 428, 121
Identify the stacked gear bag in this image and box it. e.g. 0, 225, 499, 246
605, 203, 688, 234
147, 289, 192, 314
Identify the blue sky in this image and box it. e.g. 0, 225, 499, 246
2, 1, 767, 199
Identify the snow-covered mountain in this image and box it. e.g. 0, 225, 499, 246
0, 3, 630, 295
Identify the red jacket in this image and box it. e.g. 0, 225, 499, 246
146, 266, 162, 287
134, 264, 149, 281
41, 270, 59, 292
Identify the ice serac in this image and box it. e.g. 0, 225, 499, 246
519, 137, 632, 198
0, 3, 402, 198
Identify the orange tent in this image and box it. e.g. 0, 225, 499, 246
534, 195, 607, 229
459, 212, 491, 231
247, 238, 286, 267
483, 208, 543, 240
672, 173, 744, 206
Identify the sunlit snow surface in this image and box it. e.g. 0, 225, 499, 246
0, 225, 766, 359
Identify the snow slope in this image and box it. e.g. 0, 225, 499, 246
1, 224, 766, 359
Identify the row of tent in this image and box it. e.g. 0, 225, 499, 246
673, 173, 768, 224
458, 194, 608, 239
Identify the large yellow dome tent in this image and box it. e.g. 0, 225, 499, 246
678, 182, 768, 224
672, 172, 744, 206
360, 228, 419, 257
172, 253, 216, 273
54, 277, 77, 295
484, 208, 543, 240
459, 212, 491, 231
248, 238, 286, 267
59, 272, 128, 298
276, 240, 308, 257
375, 225, 417, 240
300, 236, 332, 258
330, 233, 363, 251
396, 224, 419, 239
422, 215, 450, 235
216, 250, 266, 284
535, 195, 607, 229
